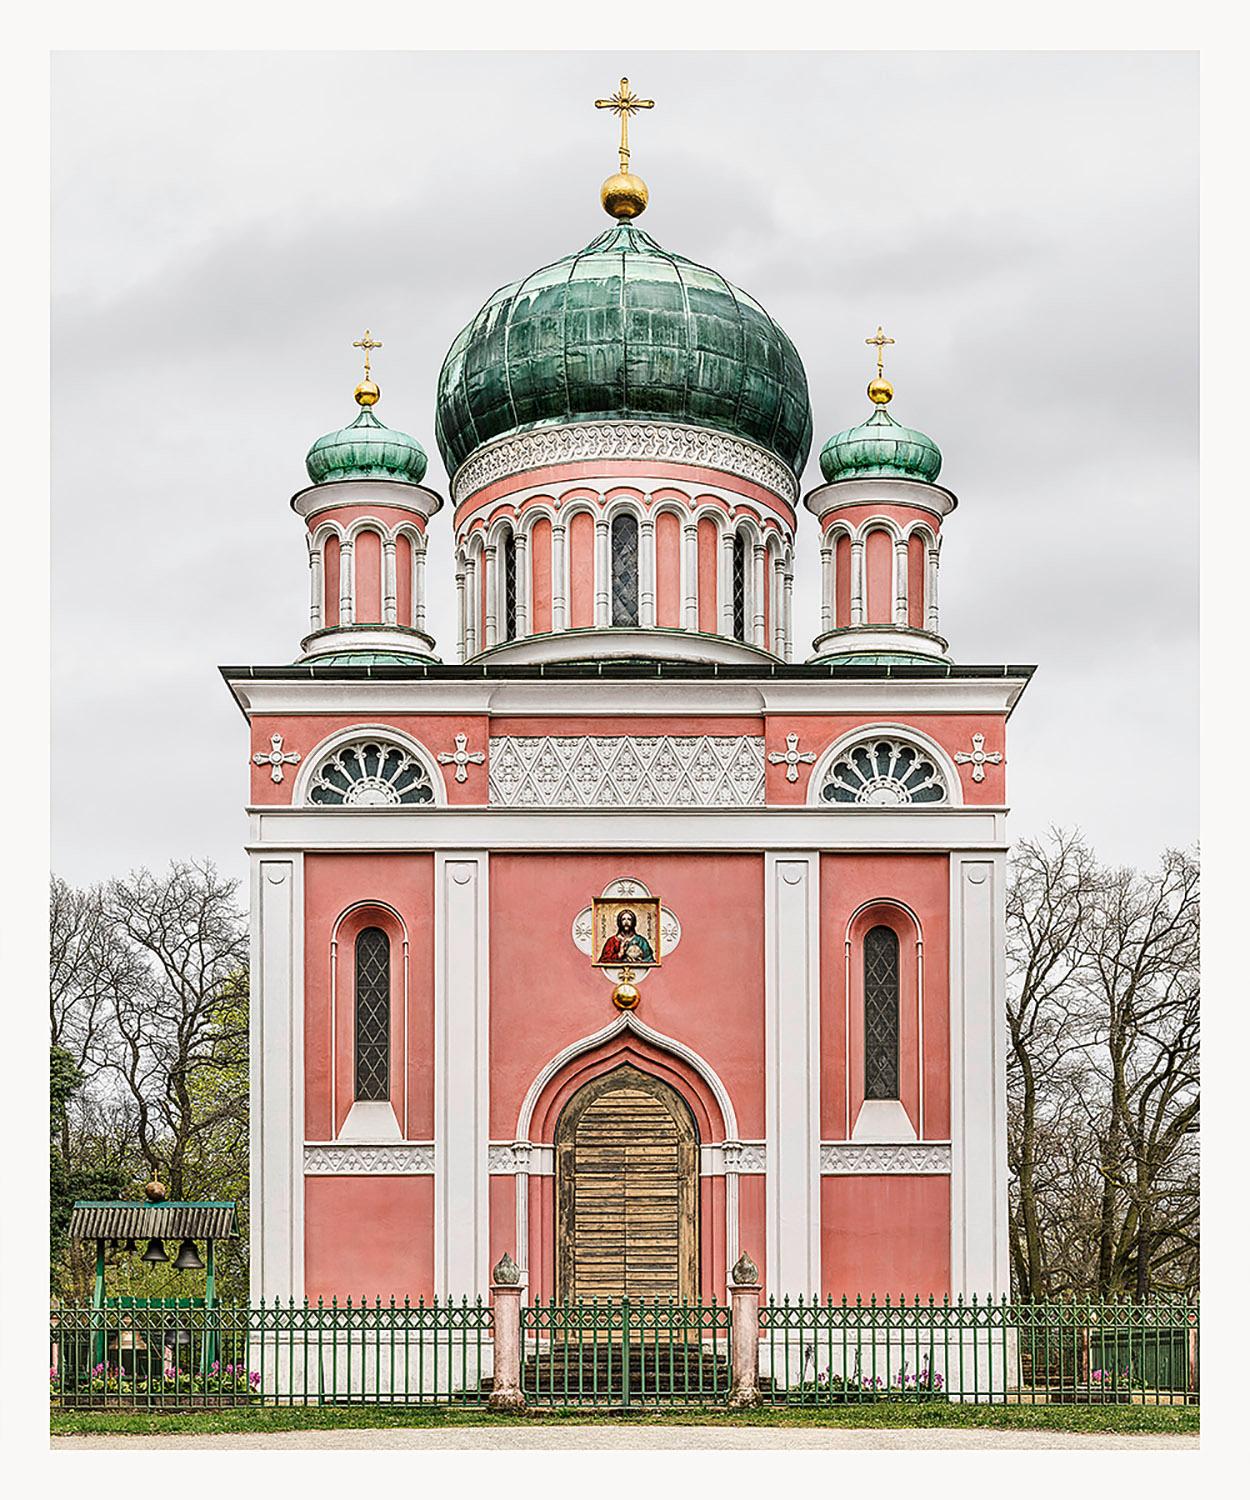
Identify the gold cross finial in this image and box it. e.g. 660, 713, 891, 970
595, 76, 654, 175
865, 325, 895, 379
352, 329, 382, 381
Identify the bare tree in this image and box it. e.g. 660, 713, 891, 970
102, 861, 249, 1199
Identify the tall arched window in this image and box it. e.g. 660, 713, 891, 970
863, 925, 900, 1100
732, 532, 747, 641
611, 513, 639, 626
502, 529, 518, 641
354, 926, 391, 1102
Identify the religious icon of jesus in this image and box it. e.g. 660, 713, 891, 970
590, 896, 662, 970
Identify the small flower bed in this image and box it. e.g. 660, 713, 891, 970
794, 1362, 947, 1403
51, 1360, 261, 1402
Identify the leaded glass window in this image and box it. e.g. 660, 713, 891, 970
307, 740, 435, 806
611, 513, 639, 626
354, 926, 390, 1102
864, 925, 900, 1101
732, 533, 746, 641
502, 530, 518, 641
821, 738, 948, 806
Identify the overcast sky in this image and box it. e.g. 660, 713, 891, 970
51, 50, 1197, 886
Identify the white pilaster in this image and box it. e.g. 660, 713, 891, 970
464, 556, 478, 657
764, 852, 821, 1296
482, 544, 498, 649
683, 522, 699, 631
772, 554, 786, 658
894, 538, 909, 626
514, 532, 529, 637
948, 853, 1009, 1297
594, 518, 610, 627
819, 541, 833, 635
751, 542, 766, 648
308, 543, 323, 633
250, 855, 304, 1301
640, 516, 656, 628
383, 539, 398, 626
927, 545, 940, 635
552, 522, 567, 632
720, 530, 735, 637
849, 538, 865, 628
339, 539, 354, 626
434, 852, 490, 1298
454, 565, 466, 663
783, 569, 794, 663
414, 539, 427, 633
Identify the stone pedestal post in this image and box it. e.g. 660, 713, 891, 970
728, 1252, 761, 1408
489, 1253, 525, 1412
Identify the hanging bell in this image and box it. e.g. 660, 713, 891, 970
142, 1237, 168, 1264
123, 1237, 137, 1253
173, 1238, 205, 1271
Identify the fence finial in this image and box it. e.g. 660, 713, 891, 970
731, 1251, 759, 1286
492, 1251, 521, 1286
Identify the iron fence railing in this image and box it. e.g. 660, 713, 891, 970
758, 1295, 1199, 1406
519, 1297, 732, 1408
48, 1293, 1198, 1409
50, 1297, 493, 1408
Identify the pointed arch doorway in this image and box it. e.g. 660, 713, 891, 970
555, 1064, 699, 1302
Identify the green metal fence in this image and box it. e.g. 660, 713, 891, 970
759, 1295, 1199, 1406
520, 1297, 732, 1408
51, 1296, 493, 1408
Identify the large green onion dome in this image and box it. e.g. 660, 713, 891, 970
435, 221, 813, 480
819, 391, 942, 485
305, 388, 429, 486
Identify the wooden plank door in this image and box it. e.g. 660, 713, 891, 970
556, 1065, 698, 1302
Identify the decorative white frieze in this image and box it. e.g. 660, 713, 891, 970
489, 735, 765, 808
452, 420, 799, 507
767, 732, 817, 783
721, 1141, 768, 1174
303, 1142, 435, 1175
820, 1142, 952, 1175
954, 732, 1003, 783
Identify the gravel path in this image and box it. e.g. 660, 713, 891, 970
52, 1426, 1198, 1450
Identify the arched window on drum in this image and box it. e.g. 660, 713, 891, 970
611, 513, 640, 626
862, 925, 900, 1101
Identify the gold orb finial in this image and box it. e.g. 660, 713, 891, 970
865, 325, 896, 404
611, 966, 641, 1011
352, 329, 383, 404
595, 77, 654, 219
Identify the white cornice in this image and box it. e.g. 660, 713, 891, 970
248, 805, 1009, 853
809, 627, 949, 661
225, 675, 1031, 719
291, 478, 445, 521
471, 628, 777, 669
803, 475, 958, 520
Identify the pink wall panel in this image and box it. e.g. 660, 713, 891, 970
821, 1176, 950, 1297
530, 516, 553, 634
908, 534, 926, 629
395, 533, 413, 628
697, 516, 719, 633
323, 535, 340, 629
305, 1176, 434, 1300
864, 528, 893, 624
354, 529, 383, 623
834, 534, 851, 627
656, 511, 681, 627
569, 512, 594, 628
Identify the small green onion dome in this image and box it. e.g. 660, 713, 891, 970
305, 401, 429, 487
435, 221, 813, 480
819, 404, 942, 484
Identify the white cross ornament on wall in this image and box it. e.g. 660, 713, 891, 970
437, 732, 486, 782
767, 732, 817, 783
954, 732, 1003, 783
253, 733, 301, 783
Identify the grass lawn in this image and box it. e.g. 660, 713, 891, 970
51, 1401, 1199, 1438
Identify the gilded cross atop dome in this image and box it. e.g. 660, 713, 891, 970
352, 329, 383, 407
865, 326, 896, 406
595, 76, 654, 220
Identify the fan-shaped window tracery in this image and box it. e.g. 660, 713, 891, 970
821, 737, 948, 806
306, 739, 435, 806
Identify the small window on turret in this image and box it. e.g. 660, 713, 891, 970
732, 533, 747, 641
611, 513, 639, 626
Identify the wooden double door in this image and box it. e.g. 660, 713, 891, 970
555, 1065, 699, 1302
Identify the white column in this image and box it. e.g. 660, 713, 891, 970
764, 853, 821, 1296
250, 855, 304, 1301
751, 542, 766, 648
434, 852, 491, 1299
383, 539, 398, 626
464, 556, 478, 657
783, 570, 794, 663
772, 554, 786, 657
308, 543, 323, 632
927, 545, 940, 634
682, 522, 699, 631
640, 516, 656, 628
482, 545, 498, 649
514, 532, 529, 638
455, 565, 466, 663
894, 539, 909, 626
849, 538, 865, 627
414, 539, 428, 633
339, 539, 354, 626
819, 542, 833, 635
594, 518, 610, 627
720, 531, 735, 636
949, 853, 1010, 1297
552, 522, 567, 632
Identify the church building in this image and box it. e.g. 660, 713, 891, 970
225, 81, 1030, 1310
